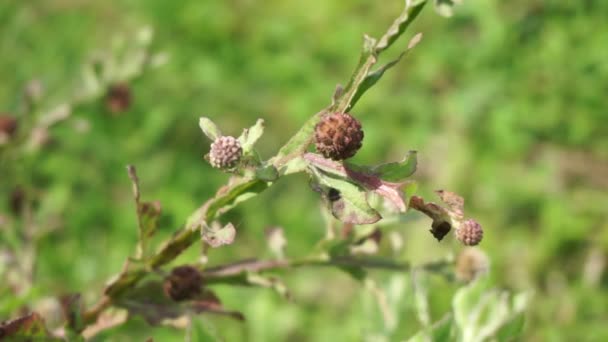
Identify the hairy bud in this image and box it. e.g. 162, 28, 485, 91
209, 136, 242, 169
455, 219, 483, 246
314, 112, 363, 160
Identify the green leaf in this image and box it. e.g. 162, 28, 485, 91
255, 164, 279, 181
349, 33, 423, 109
127, 165, 162, 260
370, 150, 418, 182
406, 315, 455, 342
495, 313, 525, 341
375, 0, 427, 53
272, 110, 326, 168
199, 117, 222, 141
203, 179, 270, 222
314, 172, 381, 224
238, 118, 264, 154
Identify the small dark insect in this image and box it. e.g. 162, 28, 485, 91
327, 188, 341, 202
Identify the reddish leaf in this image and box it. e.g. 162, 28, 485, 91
0, 312, 53, 340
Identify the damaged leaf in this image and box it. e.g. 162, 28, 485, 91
202, 222, 236, 248
306, 153, 410, 213
311, 173, 381, 225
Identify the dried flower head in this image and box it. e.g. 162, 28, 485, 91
455, 247, 489, 282
208, 136, 242, 169
0, 115, 18, 143
105, 83, 132, 114
455, 219, 483, 246
314, 112, 364, 160
163, 265, 204, 301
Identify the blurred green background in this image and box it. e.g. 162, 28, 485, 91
1, 0, 607, 340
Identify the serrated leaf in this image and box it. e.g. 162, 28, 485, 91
314, 172, 381, 225
202, 222, 236, 248
238, 119, 264, 154
199, 117, 222, 141
371, 150, 417, 182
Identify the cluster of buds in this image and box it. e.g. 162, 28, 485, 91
456, 219, 483, 246
208, 135, 242, 169
314, 112, 363, 160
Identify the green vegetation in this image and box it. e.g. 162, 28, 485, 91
1, 0, 607, 340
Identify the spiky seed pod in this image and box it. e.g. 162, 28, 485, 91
163, 265, 204, 301
314, 112, 364, 160
455, 219, 483, 246
209, 136, 242, 169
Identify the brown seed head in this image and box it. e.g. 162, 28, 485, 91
0, 115, 18, 140
455, 247, 489, 282
314, 112, 363, 160
163, 265, 204, 301
105, 83, 132, 114
455, 219, 483, 246
209, 136, 242, 169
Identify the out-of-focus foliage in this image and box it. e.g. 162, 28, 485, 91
1, 0, 607, 340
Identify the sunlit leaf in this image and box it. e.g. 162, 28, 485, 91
370, 150, 418, 182
312, 172, 381, 225
199, 117, 222, 141
238, 119, 264, 154
127, 165, 162, 260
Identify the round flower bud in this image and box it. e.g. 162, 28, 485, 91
163, 265, 204, 301
209, 136, 242, 169
455, 247, 489, 282
314, 112, 363, 160
455, 219, 483, 246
